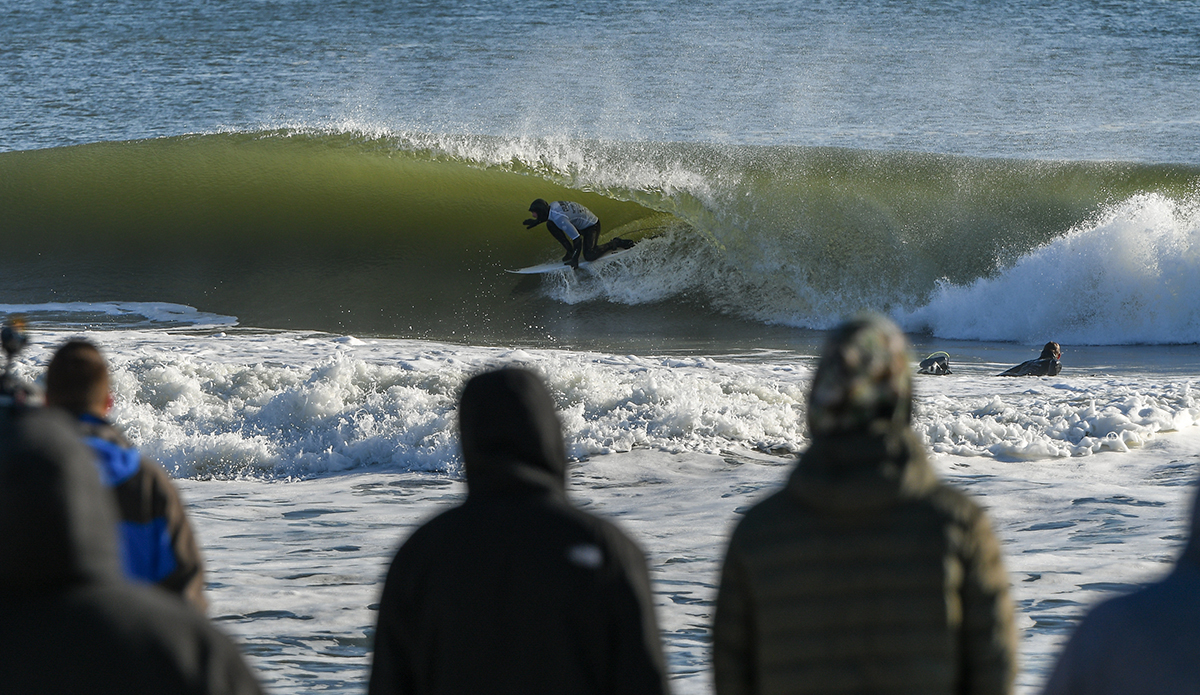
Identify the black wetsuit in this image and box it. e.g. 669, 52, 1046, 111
998, 343, 1062, 377
536, 201, 630, 266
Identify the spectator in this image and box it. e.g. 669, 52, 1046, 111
1041, 482, 1200, 695
369, 367, 668, 695
713, 313, 1017, 695
45, 339, 207, 611
0, 405, 262, 694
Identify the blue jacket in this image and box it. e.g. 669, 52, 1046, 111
0, 406, 260, 694
80, 414, 207, 611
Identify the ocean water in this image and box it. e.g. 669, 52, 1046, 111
3, 1, 1200, 693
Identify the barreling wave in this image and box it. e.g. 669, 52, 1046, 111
2, 128, 1198, 344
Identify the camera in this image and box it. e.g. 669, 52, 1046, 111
1, 317, 39, 409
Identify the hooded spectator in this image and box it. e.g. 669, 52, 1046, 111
0, 405, 262, 694
45, 339, 207, 611
369, 367, 668, 695
713, 313, 1017, 695
1042, 482, 1200, 695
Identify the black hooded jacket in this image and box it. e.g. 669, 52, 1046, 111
369, 368, 668, 695
0, 406, 262, 695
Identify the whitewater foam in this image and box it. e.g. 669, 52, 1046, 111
903, 193, 1200, 344
6, 325, 1196, 482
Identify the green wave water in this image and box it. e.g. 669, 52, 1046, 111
3, 130, 1197, 344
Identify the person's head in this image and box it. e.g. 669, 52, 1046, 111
1040, 342, 1062, 360
528, 198, 550, 222
45, 340, 111, 418
807, 313, 913, 438
0, 406, 122, 591
459, 367, 566, 491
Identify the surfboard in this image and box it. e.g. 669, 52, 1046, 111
506, 244, 643, 275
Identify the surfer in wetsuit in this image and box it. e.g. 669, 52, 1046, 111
524, 199, 633, 268
998, 341, 1063, 377
918, 351, 952, 375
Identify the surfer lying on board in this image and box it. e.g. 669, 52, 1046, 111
524, 199, 633, 268
998, 341, 1063, 377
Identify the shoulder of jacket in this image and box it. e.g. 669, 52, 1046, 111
924, 483, 987, 523
725, 490, 794, 541
79, 418, 131, 444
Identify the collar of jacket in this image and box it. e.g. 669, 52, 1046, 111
76, 412, 124, 442
786, 426, 938, 513
465, 455, 566, 501
78, 413, 109, 426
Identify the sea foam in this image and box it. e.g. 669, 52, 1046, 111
902, 193, 1200, 344
9, 327, 1197, 480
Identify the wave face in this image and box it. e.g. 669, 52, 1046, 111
3, 129, 1198, 344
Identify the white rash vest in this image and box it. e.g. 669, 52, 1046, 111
547, 201, 598, 240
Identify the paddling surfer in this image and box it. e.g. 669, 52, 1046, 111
998, 341, 1063, 377
523, 199, 633, 268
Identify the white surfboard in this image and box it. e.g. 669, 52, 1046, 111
506, 244, 642, 275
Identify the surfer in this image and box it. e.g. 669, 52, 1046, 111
524, 199, 634, 268
997, 341, 1063, 377
918, 351, 952, 375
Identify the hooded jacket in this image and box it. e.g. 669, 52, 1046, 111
1041, 485, 1200, 695
0, 406, 262, 695
713, 315, 1017, 695
368, 368, 668, 695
